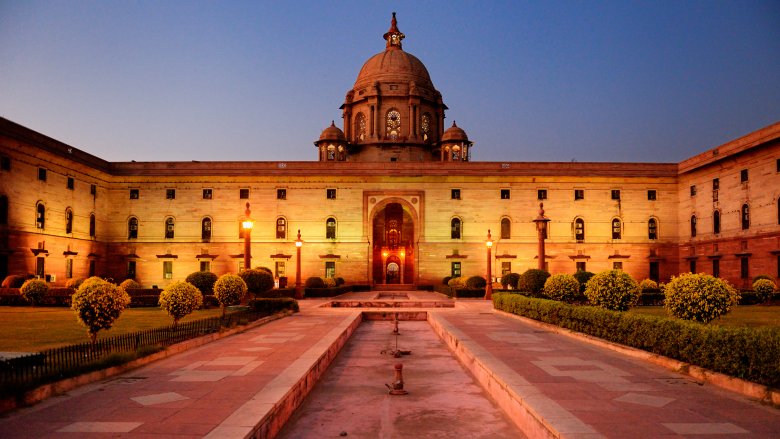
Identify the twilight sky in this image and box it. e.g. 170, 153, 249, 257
1, 1, 779, 163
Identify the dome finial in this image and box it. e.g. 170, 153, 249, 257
383, 12, 405, 50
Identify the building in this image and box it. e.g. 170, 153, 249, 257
1, 15, 779, 290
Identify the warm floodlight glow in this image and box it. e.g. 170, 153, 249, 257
382, 251, 389, 258
242, 220, 254, 230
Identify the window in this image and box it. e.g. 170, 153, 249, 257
66, 259, 73, 279
127, 261, 136, 279
326, 217, 336, 239
451, 262, 461, 278
501, 262, 511, 276
421, 113, 431, 142
386, 109, 401, 140
240, 188, 249, 199
202, 217, 212, 241
89, 213, 96, 237
326, 189, 337, 199
649, 261, 659, 282
36, 202, 45, 229
647, 190, 656, 201
451, 218, 462, 239
276, 217, 286, 239
36, 257, 44, 278
200, 261, 211, 272
275, 261, 285, 278
355, 113, 366, 142
203, 189, 212, 199
166, 189, 176, 199
740, 257, 749, 279
611, 190, 621, 200
130, 189, 139, 199
712, 259, 720, 278
537, 189, 547, 200
451, 189, 461, 200
277, 189, 287, 200
500, 189, 510, 199
712, 178, 719, 190
66, 177, 74, 190
611, 218, 622, 239
165, 217, 175, 239
90, 184, 97, 197
128, 217, 138, 239
648, 218, 658, 240
574, 189, 584, 200
574, 218, 585, 242
778, 197, 780, 225
741, 204, 750, 230
326, 145, 335, 161
576, 261, 586, 272
713, 210, 721, 234
689, 259, 696, 273
713, 189, 718, 202
500, 218, 511, 239
325, 261, 336, 279
163, 261, 173, 279
740, 169, 748, 183
0, 155, 9, 171
89, 259, 96, 277
689, 215, 697, 237
690, 185, 696, 196
38, 168, 47, 181
0, 195, 7, 225
65, 208, 73, 234
613, 261, 623, 270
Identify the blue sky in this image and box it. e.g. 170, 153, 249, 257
1, 1, 779, 163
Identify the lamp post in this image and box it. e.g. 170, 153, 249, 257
241, 202, 253, 271
533, 203, 550, 271
295, 229, 303, 299
485, 229, 494, 300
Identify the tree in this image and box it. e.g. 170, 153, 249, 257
584, 270, 639, 311
753, 278, 777, 304
214, 274, 248, 318
71, 277, 131, 346
185, 271, 219, 295
517, 269, 550, 295
239, 269, 274, 297
664, 273, 740, 323
158, 281, 203, 327
543, 274, 580, 303
20, 278, 48, 306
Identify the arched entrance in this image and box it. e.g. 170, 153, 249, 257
371, 201, 415, 285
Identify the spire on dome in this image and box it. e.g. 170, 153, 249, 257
383, 12, 405, 50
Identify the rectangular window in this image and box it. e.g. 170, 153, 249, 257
451, 262, 461, 278
500, 189, 510, 199
36, 257, 45, 278
501, 262, 511, 276
163, 261, 173, 279
649, 261, 659, 282
130, 189, 139, 199
127, 261, 136, 279
690, 185, 696, 196
451, 189, 461, 200
574, 189, 584, 200
712, 178, 719, 190
740, 169, 748, 183
326, 188, 337, 199
613, 261, 623, 270
777, 159, 780, 173
740, 257, 749, 279
777, 255, 780, 278
38, 168, 47, 181
200, 261, 211, 272
65, 259, 73, 279
66, 177, 75, 190
277, 188, 287, 200
166, 189, 176, 199
576, 261, 586, 272
712, 259, 720, 278
89, 259, 96, 277
647, 190, 656, 200
712, 190, 718, 202
325, 261, 336, 279
689, 260, 696, 273
275, 261, 286, 278
0, 155, 9, 171
537, 189, 547, 200
202, 188, 212, 199
238, 260, 245, 272
611, 190, 621, 200
240, 188, 250, 199
90, 184, 97, 196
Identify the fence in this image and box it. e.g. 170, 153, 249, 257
0, 308, 266, 391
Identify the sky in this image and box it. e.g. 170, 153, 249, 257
1, 0, 779, 164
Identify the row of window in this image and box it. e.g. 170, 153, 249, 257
452, 216, 654, 240
689, 168, 755, 197
129, 188, 328, 200
126, 216, 338, 240
458, 189, 656, 201
33, 202, 96, 236
30, 167, 98, 196
690, 203, 754, 237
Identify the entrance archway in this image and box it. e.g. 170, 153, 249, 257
386, 258, 401, 284
371, 201, 416, 285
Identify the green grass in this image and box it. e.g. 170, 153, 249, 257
629, 305, 780, 328
0, 307, 225, 352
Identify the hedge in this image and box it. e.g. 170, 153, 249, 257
247, 297, 299, 314
432, 285, 486, 298
304, 286, 351, 297
492, 293, 780, 388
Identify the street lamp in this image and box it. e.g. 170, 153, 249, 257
485, 229, 493, 300
295, 229, 303, 299
242, 202, 253, 271
533, 203, 550, 271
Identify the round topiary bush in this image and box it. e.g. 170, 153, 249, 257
442, 276, 452, 285
543, 274, 580, 303
213, 274, 248, 317
159, 281, 203, 326
517, 269, 550, 295
584, 269, 639, 311
2, 274, 33, 288
638, 279, 658, 294
185, 271, 219, 295
753, 274, 773, 284
447, 277, 465, 288
239, 269, 274, 296
71, 277, 131, 346
752, 278, 776, 304
500, 273, 520, 289
465, 275, 487, 289
20, 278, 48, 306
335, 277, 345, 286
573, 271, 594, 293
664, 273, 740, 323
65, 278, 84, 290
119, 279, 142, 290
305, 276, 326, 288
257, 266, 273, 275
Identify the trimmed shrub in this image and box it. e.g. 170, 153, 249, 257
71, 277, 131, 346
323, 277, 337, 288
185, 271, 219, 295
638, 279, 658, 294
257, 266, 273, 275
20, 278, 48, 306
543, 274, 580, 303
752, 274, 774, 284
752, 278, 776, 304
239, 269, 274, 296
248, 297, 299, 314
500, 273, 520, 289
442, 276, 452, 286
65, 278, 84, 290
448, 277, 465, 288
573, 270, 594, 293
335, 277, 345, 286
158, 281, 203, 326
119, 279, 142, 290
214, 274, 248, 317
664, 273, 740, 323
305, 276, 326, 289
517, 269, 550, 295
465, 275, 487, 289
2, 274, 33, 288
584, 269, 639, 311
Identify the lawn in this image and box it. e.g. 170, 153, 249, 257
629, 305, 780, 328
0, 307, 226, 352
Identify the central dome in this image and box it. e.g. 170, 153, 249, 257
354, 50, 434, 92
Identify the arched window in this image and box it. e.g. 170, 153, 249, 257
741, 204, 750, 230
648, 218, 658, 240
451, 217, 462, 239
276, 217, 286, 239
355, 112, 366, 142
337, 145, 346, 161
65, 208, 73, 234
452, 145, 461, 161
89, 213, 96, 237
326, 144, 336, 161
165, 217, 175, 239
421, 113, 431, 142
777, 197, 780, 225
326, 217, 336, 239
128, 217, 138, 239
0, 195, 7, 225
36, 202, 45, 229
690, 215, 697, 237
386, 109, 401, 140
713, 210, 721, 234
202, 217, 212, 241
611, 218, 622, 240
574, 218, 585, 242
500, 217, 511, 239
